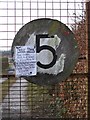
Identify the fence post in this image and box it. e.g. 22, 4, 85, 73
86, 1, 90, 119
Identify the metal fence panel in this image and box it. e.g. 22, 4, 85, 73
0, 0, 88, 119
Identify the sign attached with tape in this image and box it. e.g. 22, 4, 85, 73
15, 46, 37, 76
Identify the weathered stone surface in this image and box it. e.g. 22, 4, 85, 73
11, 18, 79, 86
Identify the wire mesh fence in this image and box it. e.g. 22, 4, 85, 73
0, 0, 88, 119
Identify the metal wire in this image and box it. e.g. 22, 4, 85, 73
0, 0, 88, 119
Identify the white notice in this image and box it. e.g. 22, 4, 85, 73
15, 46, 37, 76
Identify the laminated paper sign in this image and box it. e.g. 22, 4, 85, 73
15, 46, 37, 76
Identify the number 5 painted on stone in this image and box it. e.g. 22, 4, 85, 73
36, 34, 57, 69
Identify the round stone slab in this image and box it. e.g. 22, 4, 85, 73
11, 18, 79, 86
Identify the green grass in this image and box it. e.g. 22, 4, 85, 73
0, 56, 16, 101
0, 57, 9, 75
27, 83, 66, 118
27, 83, 51, 107
1, 76, 16, 100
0, 56, 16, 100
27, 83, 52, 117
